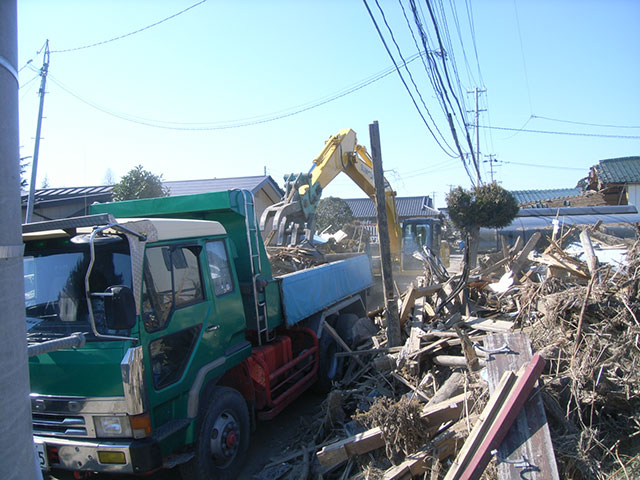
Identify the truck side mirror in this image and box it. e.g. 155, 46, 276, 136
104, 285, 136, 331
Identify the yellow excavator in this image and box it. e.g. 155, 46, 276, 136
260, 128, 443, 272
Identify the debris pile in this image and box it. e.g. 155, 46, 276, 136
255, 224, 639, 479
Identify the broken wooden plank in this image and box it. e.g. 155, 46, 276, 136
460, 316, 514, 333
483, 333, 560, 480
432, 355, 486, 368
382, 416, 478, 479
443, 370, 518, 480
510, 232, 541, 277
316, 393, 470, 469
579, 228, 598, 274
399, 283, 444, 325
322, 320, 366, 368
458, 354, 546, 480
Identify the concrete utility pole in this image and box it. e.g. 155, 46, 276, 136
369, 121, 402, 347
25, 39, 49, 223
484, 154, 498, 183
467, 87, 486, 185
0, 1, 40, 479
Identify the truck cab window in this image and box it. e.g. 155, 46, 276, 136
205, 240, 234, 296
142, 245, 204, 332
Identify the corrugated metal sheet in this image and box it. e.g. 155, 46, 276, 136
511, 188, 580, 205
595, 156, 640, 184
344, 196, 439, 219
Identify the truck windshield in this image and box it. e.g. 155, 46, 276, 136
24, 235, 133, 341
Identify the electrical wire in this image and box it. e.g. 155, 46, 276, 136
362, 0, 459, 158
512, 0, 533, 114
478, 124, 640, 139
45, 52, 424, 130
531, 115, 640, 129
501, 160, 586, 171
50, 0, 208, 53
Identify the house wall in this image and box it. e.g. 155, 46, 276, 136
628, 183, 640, 209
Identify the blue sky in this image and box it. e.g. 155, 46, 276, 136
17, 0, 640, 207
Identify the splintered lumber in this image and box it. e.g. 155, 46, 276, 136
424, 371, 465, 408
482, 333, 559, 480
443, 370, 518, 480
399, 283, 444, 325
510, 231, 541, 277
457, 354, 547, 480
579, 228, 598, 274
432, 355, 486, 368
460, 316, 514, 333
382, 416, 478, 480
316, 393, 470, 469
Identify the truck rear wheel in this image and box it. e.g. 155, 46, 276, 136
181, 386, 249, 480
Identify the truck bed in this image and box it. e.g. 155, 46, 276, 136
277, 254, 373, 326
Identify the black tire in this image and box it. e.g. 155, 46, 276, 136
180, 386, 249, 480
314, 322, 345, 393
335, 313, 360, 349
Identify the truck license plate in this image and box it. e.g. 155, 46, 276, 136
34, 441, 48, 470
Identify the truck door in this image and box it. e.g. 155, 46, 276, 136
141, 243, 214, 391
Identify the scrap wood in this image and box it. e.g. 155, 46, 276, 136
579, 228, 598, 274
316, 393, 471, 469
382, 415, 479, 479
459, 316, 514, 333
442, 370, 518, 480
432, 355, 486, 368
451, 354, 548, 480
510, 231, 541, 277
399, 283, 444, 324
484, 334, 559, 480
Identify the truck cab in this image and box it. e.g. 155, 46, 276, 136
26, 190, 373, 479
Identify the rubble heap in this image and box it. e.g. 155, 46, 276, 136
256, 224, 639, 480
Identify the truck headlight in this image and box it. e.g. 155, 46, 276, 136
94, 416, 132, 438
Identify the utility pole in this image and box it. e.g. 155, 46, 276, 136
484, 154, 498, 183
25, 39, 49, 223
0, 1, 41, 479
369, 121, 402, 347
467, 87, 486, 185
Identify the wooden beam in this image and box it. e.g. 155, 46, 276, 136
316, 393, 470, 469
458, 355, 546, 480
482, 333, 559, 480
321, 320, 366, 369
443, 371, 518, 480
399, 283, 444, 325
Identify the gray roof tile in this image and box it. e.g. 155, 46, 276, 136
595, 156, 640, 184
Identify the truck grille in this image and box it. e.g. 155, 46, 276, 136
32, 413, 87, 436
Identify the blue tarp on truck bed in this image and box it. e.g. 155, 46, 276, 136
278, 254, 373, 326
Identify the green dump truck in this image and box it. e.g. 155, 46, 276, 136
25, 190, 373, 479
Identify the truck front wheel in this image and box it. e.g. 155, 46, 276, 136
181, 386, 249, 480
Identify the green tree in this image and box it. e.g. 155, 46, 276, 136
316, 197, 354, 234
111, 165, 169, 202
446, 182, 519, 267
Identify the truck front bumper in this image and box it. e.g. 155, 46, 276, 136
35, 434, 162, 474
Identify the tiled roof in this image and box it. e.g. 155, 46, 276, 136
344, 196, 439, 219
164, 175, 284, 197
21, 176, 284, 205
510, 188, 580, 205
595, 156, 640, 184
21, 185, 113, 205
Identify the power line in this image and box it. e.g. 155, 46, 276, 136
477, 124, 640, 139
512, 0, 533, 114
501, 160, 585, 171
50, 0, 208, 53
532, 115, 640, 129
45, 51, 425, 130
362, 0, 459, 158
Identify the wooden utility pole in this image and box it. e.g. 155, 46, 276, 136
369, 121, 401, 347
0, 1, 41, 478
